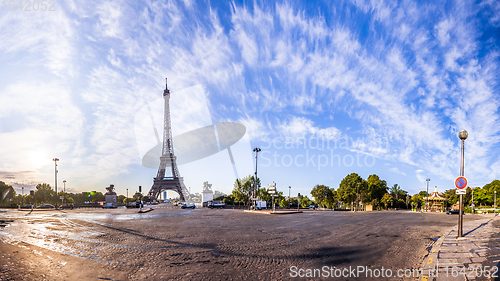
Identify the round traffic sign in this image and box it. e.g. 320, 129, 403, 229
455, 176, 468, 189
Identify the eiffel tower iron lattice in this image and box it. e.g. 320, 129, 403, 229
148, 79, 188, 202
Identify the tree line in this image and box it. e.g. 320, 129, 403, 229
0, 181, 114, 207
226, 173, 500, 211
227, 173, 409, 210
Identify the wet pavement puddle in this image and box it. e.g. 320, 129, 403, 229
0, 210, 195, 265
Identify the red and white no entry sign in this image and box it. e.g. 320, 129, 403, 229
455, 176, 468, 189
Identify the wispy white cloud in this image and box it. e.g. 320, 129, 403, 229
1, 0, 498, 196
388, 167, 407, 176
0, 7, 75, 76
276, 116, 340, 143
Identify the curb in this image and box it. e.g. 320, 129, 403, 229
243, 210, 303, 215
419, 230, 451, 281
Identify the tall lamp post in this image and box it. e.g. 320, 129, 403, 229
63, 180, 66, 205
426, 178, 430, 212
53, 158, 59, 208
458, 129, 468, 237
253, 147, 261, 209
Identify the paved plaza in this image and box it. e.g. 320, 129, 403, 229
0, 206, 493, 280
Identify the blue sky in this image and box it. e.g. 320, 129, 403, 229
0, 0, 499, 199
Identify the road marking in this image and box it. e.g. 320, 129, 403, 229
431, 248, 436, 253
422, 276, 428, 281
427, 257, 433, 264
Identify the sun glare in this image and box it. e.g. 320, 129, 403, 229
29, 150, 49, 169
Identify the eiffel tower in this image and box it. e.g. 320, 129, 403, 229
148, 79, 188, 201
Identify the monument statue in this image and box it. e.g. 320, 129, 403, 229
105, 184, 117, 195
105, 184, 117, 204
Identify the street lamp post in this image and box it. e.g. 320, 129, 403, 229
426, 178, 430, 212
458, 129, 468, 237
63, 180, 66, 205
53, 158, 59, 208
288, 186, 291, 209
127, 188, 129, 206
253, 147, 261, 210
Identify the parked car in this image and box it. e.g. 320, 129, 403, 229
307, 205, 317, 209
60, 204, 74, 210
208, 200, 225, 209
36, 203, 54, 209
446, 209, 463, 215
102, 203, 116, 208
181, 203, 195, 209
20, 204, 33, 209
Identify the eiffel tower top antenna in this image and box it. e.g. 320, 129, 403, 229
164, 78, 170, 96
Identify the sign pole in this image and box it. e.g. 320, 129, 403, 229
458, 138, 465, 237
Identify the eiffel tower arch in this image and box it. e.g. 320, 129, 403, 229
148, 79, 188, 202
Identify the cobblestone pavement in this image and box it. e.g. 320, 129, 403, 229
0, 207, 487, 280
419, 214, 500, 281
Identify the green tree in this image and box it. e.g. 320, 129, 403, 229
482, 180, 500, 205
411, 194, 424, 208
214, 190, 226, 200
232, 175, 260, 206
310, 184, 335, 208
93, 191, 105, 202
338, 173, 365, 209
443, 189, 459, 206
289, 197, 298, 208
464, 186, 473, 206
299, 195, 312, 208
381, 193, 393, 209
389, 184, 407, 201
279, 198, 288, 208
132, 192, 143, 201
366, 174, 387, 202
473, 188, 489, 206
223, 195, 236, 205
35, 183, 56, 204
257, 188, 271, 205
